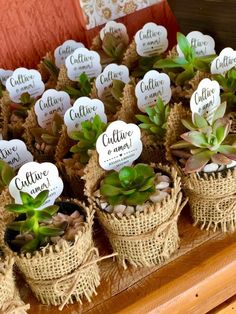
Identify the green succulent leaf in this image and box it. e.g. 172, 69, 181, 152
181, 131, 208, 148
177, 32, 193, 61
193, 113, 208, 129
39, 226, 64, 237
20, 192, 35, 206
5, 204, 27, 213
184, 150, 214, 173
21, 238, 40, 253
212, 102, 227, 122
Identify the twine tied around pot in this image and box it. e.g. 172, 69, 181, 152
0, 293, 30, 314
27, 246, 117, 311
104, 194, 188, 268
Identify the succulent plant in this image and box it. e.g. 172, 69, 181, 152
9, 92, 35, 118
171, 103, 236, 173
6, 190, 63, 252
63, 73, 93, 100
42, 58, 59, 79
131, 55, 162, 78
69, 115, 107, 164
100, 33, 129, 65
154, 32, 215, 86
100, 79, 125, 114
136, 97, 170, 142
30, 112, 64, 152
100, 164, 156, 206
212, 68, 236, 110
0, 160, 15, 192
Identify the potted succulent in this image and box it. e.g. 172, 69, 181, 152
55, 115, 107, 198
3, 189, 101, 310
91, 32, 129, 67
1, 92, 36, 139
37, 52, 59, 89
136, 96, 170, 164
23, 110, 64, 162
165, 102, 236, 232
0, 248, 29, 313
154, 32, 215, 103
84, 152, 186, 268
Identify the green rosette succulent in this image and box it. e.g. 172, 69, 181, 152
154, 32, 215, 86
9, 92, 35, 118
63, 73, 93, 100
136, 97, 170, 142
171, 102, 236, 173
42, 57, 59, 79
0, 160, 15, 191
101, 79, 126, 114
100, 164, 156, 206
6, 190, 63, 252
69, 115, 107, 164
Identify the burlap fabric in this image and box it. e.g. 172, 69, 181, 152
9, 202, 100, 310
55, 126, 85, 198
56, 65, 75, 91
90, 35, 102, 51
165, 103, 236, 232
0, 254, 30, 314
0, 188, 15, 228
22, 108, 56, 163
1, 91, 25, 140
84, 151, 186, 268
37, 51, 57, 89
228, 111, 236, 134
122, 40, 139, 70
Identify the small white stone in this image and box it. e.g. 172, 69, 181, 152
113, 204, 126, 214
155, 181, 170, 189
162, 187, 171, 194
226, 160, 236, 169
104, 205, 113, 213
124, 206, 135, 216
218, 165, 226, 171
150, 191, 168, 203
101, 202, 108, 209
136, 204, 145, 212
203, 163, 219, 173
156, 175, 170, 183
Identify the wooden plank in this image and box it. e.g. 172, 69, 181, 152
167, 0, 236, 51
210, 295, 236, 313
17, 212, 236, 314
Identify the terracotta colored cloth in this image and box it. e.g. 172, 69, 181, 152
0, 0, 179, 69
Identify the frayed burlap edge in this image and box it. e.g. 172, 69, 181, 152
56, 65, 75, 91
1, 92, 12, 140
90, 35, 102, 51
228, 111, 236, 134
0, 188, 15, 235
83, 151, 186, 268
122, 40, 139, 70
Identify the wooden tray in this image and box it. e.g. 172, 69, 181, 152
17, 210, 236, 314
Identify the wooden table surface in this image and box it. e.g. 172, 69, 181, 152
17, 209, 236, 314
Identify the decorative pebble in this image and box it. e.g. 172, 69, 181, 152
218, 165, 226, 171
226, 160, 236, 169
203, 163, 219, 173
155, 181, 170, 189
162, 187, 171, 194
150, 190, 168, 203
105, 205, 113, 213
101, 202, 108, 209
136, 204, 145, 212
124, 206, 135, 216
113, 204, 126, 214
156, 175, 170, 183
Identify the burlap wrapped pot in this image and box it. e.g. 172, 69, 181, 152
37, 51, 58, 89
22, 107, 57, 163
0, 253, 30, 314
84, 151, 186, 268
122, 40, 139, 70
56, 65, 76, 91
165, 103, 236, 232
55, 126, 86, 198
5, 201, 101, 311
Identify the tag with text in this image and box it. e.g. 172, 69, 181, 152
135, 70, 171, 112
96, 120, 142, 171
0, 69, 14, 86
65, 48, 102, 81
9, 162, 63, 210
95, 63, 129, 98
64, 97, 107, 134
54, 40, 85, 68
34, 89, 71, 129
100, 21, 129, 44
177, 31, 216, 57
190, 78, 221, 124
6, 68, 45, 103
0, 139, 33, 170
135, 23, 168, 57
211, 47, 236, 75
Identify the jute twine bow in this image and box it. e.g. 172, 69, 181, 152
105, 194, 188, 262
0, 293, 30, 314
28, 247, 117, 311
186, 190, 236, 231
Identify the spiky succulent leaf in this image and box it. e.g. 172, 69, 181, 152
64, 73, 93, 100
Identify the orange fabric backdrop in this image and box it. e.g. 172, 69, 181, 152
0, 0, 179, 69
